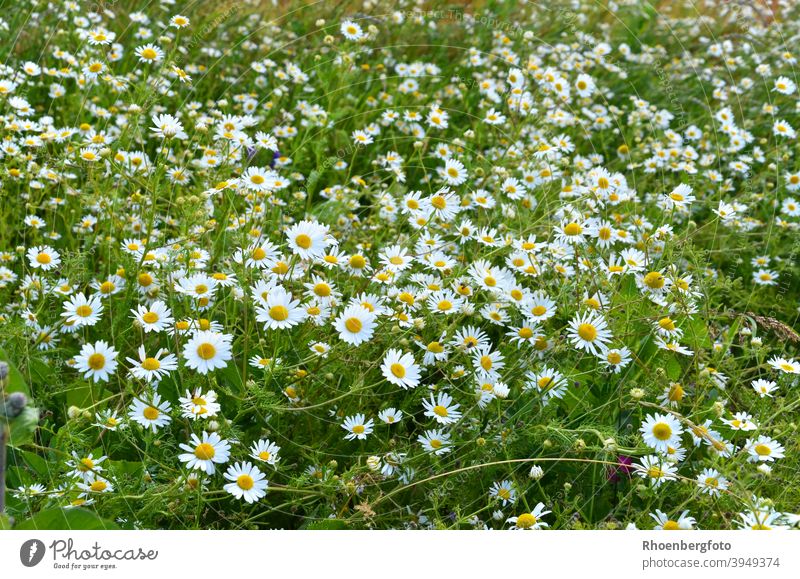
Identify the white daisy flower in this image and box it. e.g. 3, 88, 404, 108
178, 431, 231, 475
223, 462, 268, 503
182, 331, 233, 374
381, 348, 421, 389
74, 340, 118, 383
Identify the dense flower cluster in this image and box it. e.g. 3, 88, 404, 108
0, 0, 799, 530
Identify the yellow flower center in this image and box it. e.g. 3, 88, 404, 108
515, 513, 537, 529
190, 442, 214, 460
643, 271, 665, 289
663, 520, 680, 530
197, 343, 216, 360
237, 474, 254, 490
349, 255, 366, 269
142, 357, 161, 371
577, 323, 597, 341
754, 444, 771, 456
142, 311, 159, 324
646, 466, 664, 478
668, 384, 684, 402
90, 480, 107, 492
76, 305, 93, 318
427, 342, 444, 354
652, 423, 672, 441
295, 234, 312, 249
143, 406, 160, 420
433, 405, 448, 417
390, 363, 406, 378
563, 222, 582, 235
87, 353, 105, 370
345, 317, 362, 333
269, 305, 289, 321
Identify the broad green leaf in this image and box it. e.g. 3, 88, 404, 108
15, 507, 119, 530
0, 347, 29, 395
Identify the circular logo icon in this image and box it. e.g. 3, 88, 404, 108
20, 539, 46, 567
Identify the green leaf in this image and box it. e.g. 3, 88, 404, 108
220, 362, 245, 395
15, 508, 119, 530
0, 347, 30, 395
8, 406, 39, 448
662, 355, 683, 381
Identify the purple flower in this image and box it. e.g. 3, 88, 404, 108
269, 150, 281, 168
607, 455, 633, 482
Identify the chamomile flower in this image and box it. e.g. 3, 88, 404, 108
126, 346, 178, 383
182, 331, 233, 374
640, 413, 684, 453
751, 379, 778, 398
27, 245, 60, 270
223, 462, 268, 503
93, 410, 124, 431
567, 311, 613, 356
696, 468, 728, 496
131, 300, 174, 333
650, 509, 696, 530
768, 356, 800, 374
342, 414, 374, 440
74, 340, 118, 383
135, 43, 164, 63
442, 158, 468, 185
422, 392, 462, 425
507, 503, 550, 529
418, 429, 451, 455
255, 286, 306, 330
285, 219, 329, 260
340, 19, 365, 41
62, 292, 103, 327
381, 348, 421, 389
601, 347, 632, 373
378, 408, 403, 425
634, 455, 678, 487
250, 439, 281, 466
489, 480, 517, 506
128, 392, 172, 432
745, 436, 785, 463
178, 431, 231, 475
334, 304, 376, 346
